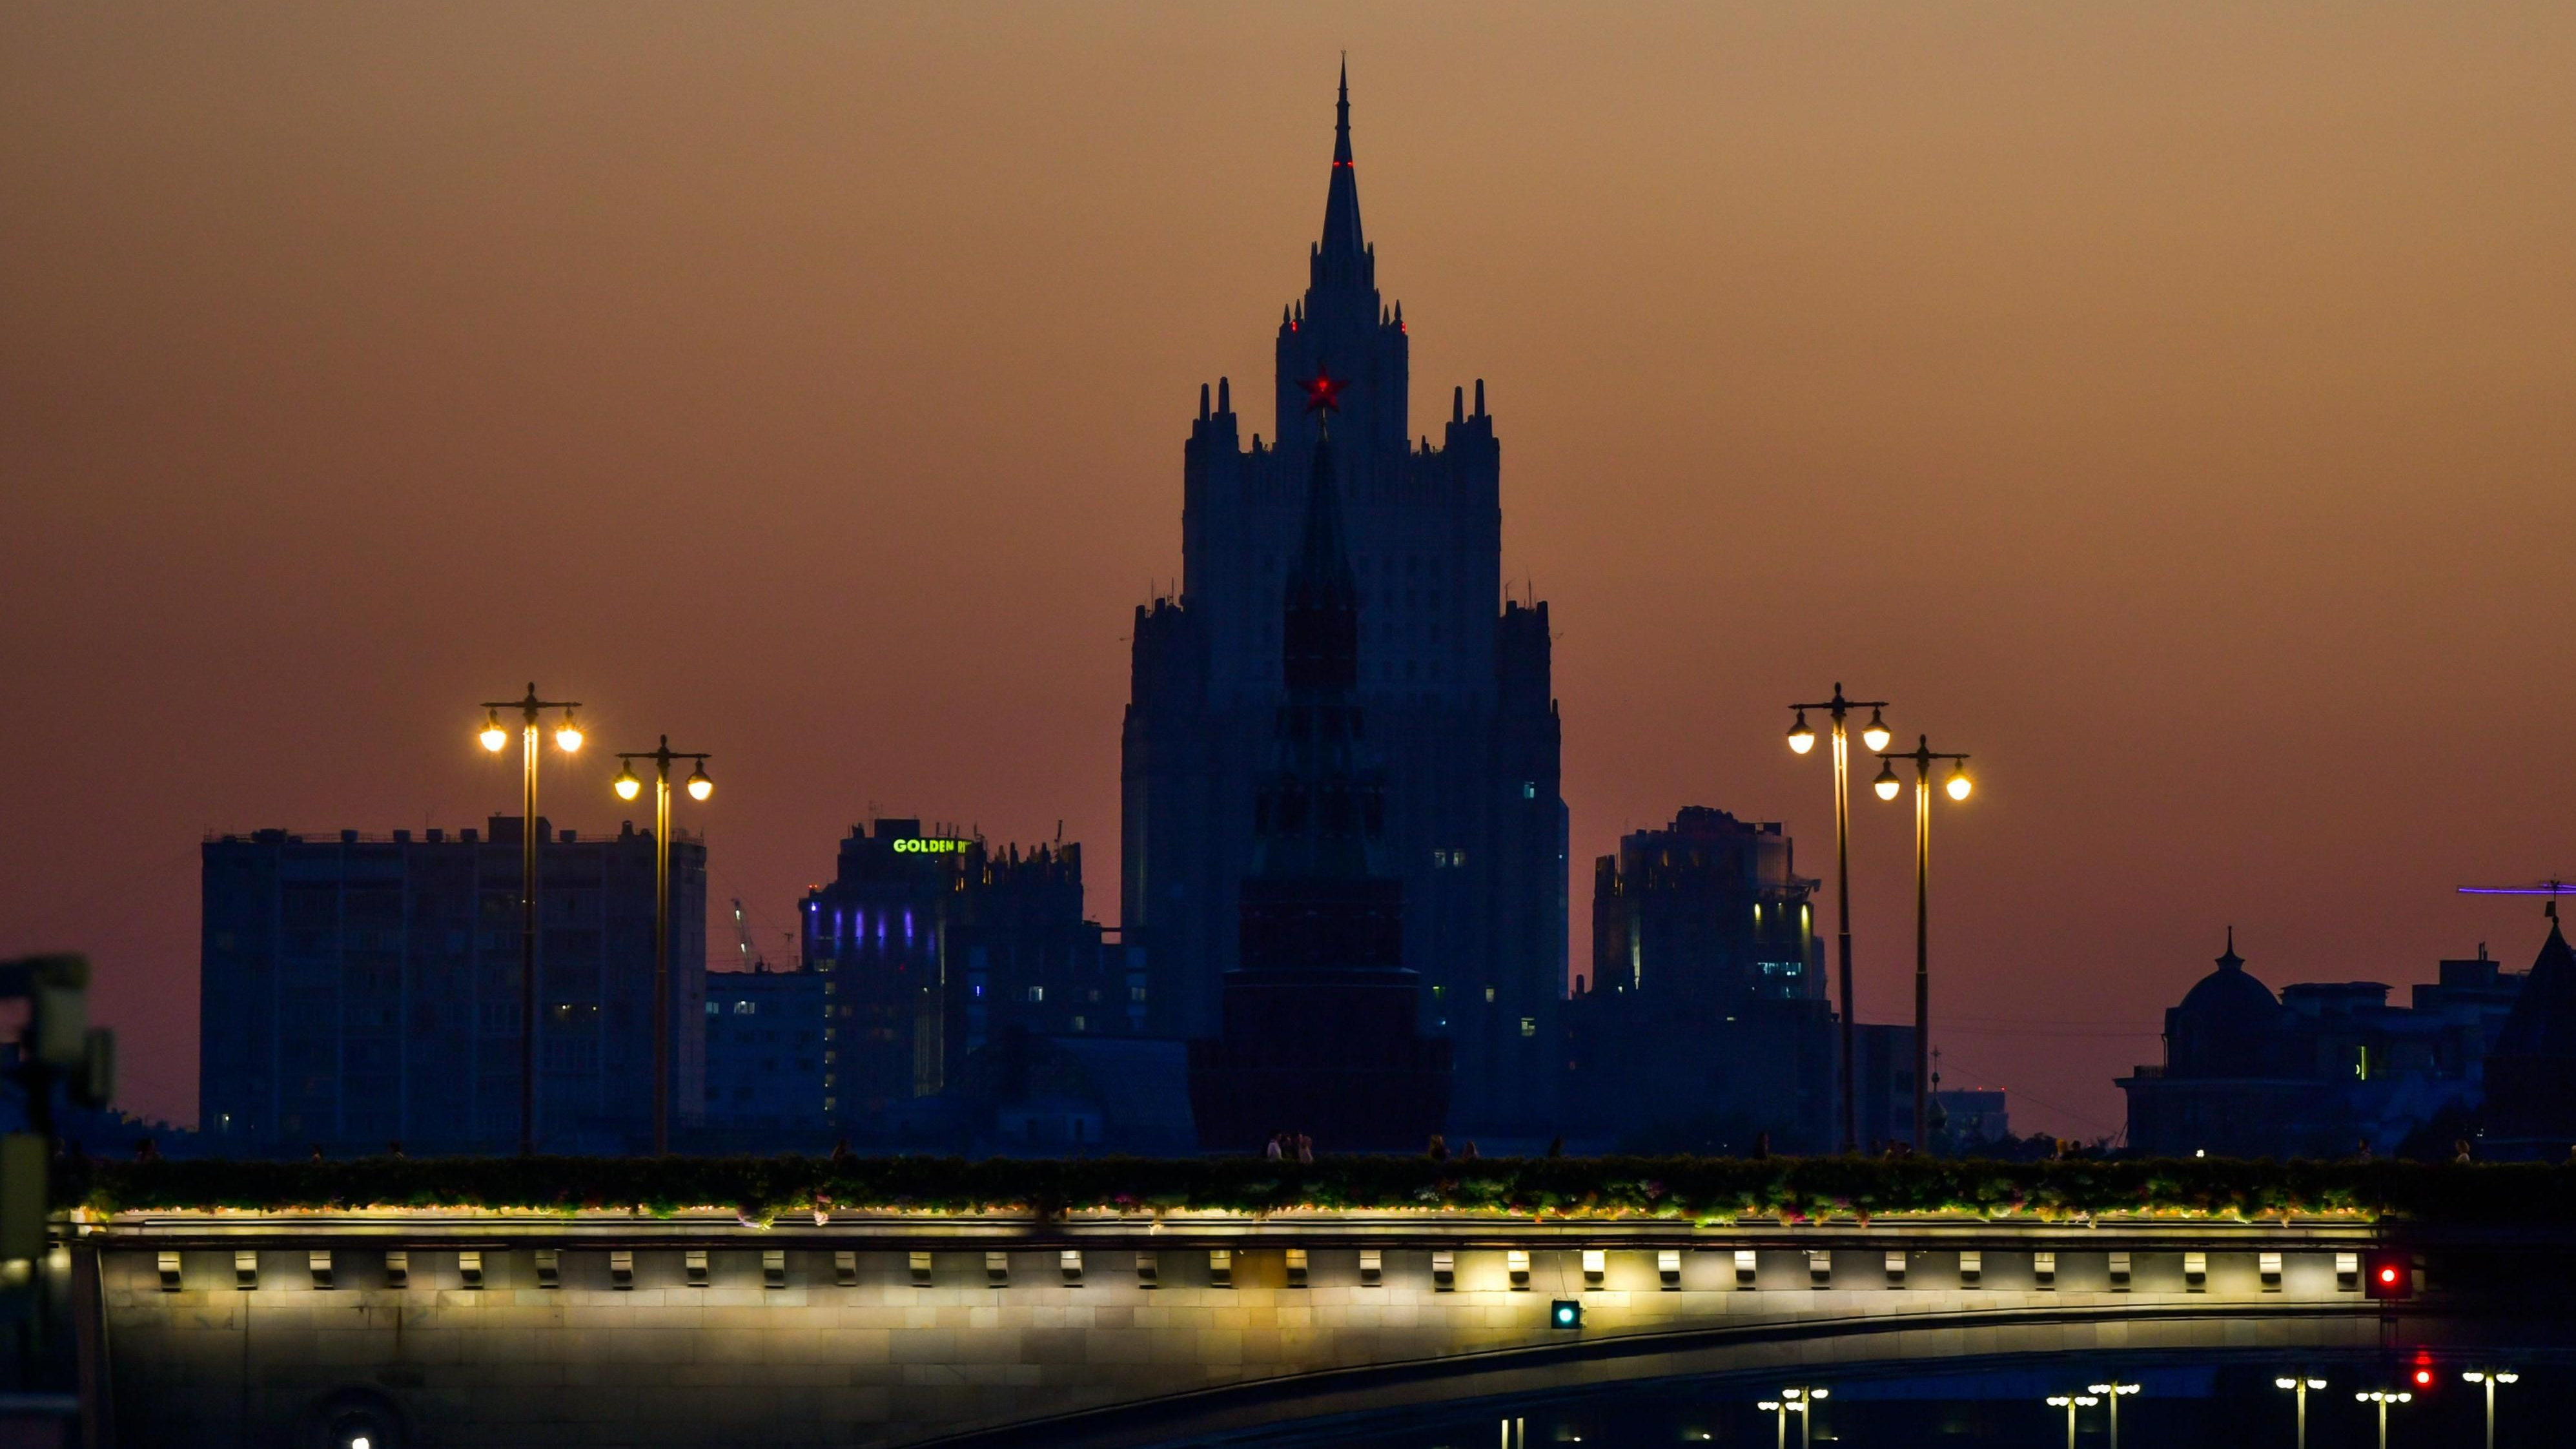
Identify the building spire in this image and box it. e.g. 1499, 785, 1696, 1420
1317, 59, 1365, 281
1334, 55, 1353, 167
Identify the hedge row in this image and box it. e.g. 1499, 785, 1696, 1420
72, 1155, 2576, 1225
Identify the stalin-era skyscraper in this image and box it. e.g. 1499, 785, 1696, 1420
1187, 406, 1454, 1150
1124, 67, 1567, 1136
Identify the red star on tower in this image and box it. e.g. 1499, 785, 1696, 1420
1298, 367, 1347, 415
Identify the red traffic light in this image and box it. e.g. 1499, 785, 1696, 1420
2413, 1368, 2433, 1387
2362, 1251, 2415, 1300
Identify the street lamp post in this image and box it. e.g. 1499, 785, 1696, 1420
479, 683, 584, 1155
2273, 1376, 2327, 1449
613, 737, 713, 1156
2045, 1393, 2098, 1449
2087, 1381, 2140, 1449
2356, 1388, 2411, 1449
1873, 734, 1972, 1152
1757, 1387, 1825, 1449
1786, 685, 1891, 1152
2461, 1370, 2519, 1449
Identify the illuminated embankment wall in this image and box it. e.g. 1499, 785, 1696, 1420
87, 1212, 2474, 1448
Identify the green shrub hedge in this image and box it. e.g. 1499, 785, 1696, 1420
70, 1155, 2576, 1224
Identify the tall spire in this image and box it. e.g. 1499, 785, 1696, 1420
1317, 59, 1365, 280
1334, 56, 1353, 167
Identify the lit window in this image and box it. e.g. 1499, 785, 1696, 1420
733, 1001, 757, 1015
1028, 985, 1045, 1003
1522, 781, 1537, 799
1070, 1016, 1087, 1032
1520, 1017, 1537, 1038
1484, 986, 1496, 1003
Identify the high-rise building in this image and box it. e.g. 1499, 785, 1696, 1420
1564, 808, 1839, 1152
800, 820, 1133, 1139
1185, 419, 1453, 1151
702, 963, 830, 1144
1123, 67, 1566, 1135
199, 817, 705, 1155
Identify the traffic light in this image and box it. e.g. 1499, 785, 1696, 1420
2362, 1251, 2415, 1300
1550, 1299, 1582, 1330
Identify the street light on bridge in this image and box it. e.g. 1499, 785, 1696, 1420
478, 683, 584, 1155
2355, 1388, 2411, 1449
2087, 1380, 2140, 1449
2043, 1393, 2097, 1449
1874, 734, 1972, 1152
2273, 1376, 2327, 1449
2461, 1369, 2519, 1449
1756, 1386, 1825, 1449
612, 736, 713, 1156
1786, 683, 1890, 1153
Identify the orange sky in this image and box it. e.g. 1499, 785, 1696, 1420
8, 4, 2575, 1138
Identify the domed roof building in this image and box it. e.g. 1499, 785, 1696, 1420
2165, 930, 2284, 1077
2119, 929, 2525, 1158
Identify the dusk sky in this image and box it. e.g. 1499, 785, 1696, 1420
8, 4, 2575, 1138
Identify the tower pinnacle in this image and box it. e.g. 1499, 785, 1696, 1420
1334, 56, 1353, 167
1318, 61, 1365, 277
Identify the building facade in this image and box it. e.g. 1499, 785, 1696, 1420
1185, 420, 1454, 1153
1564, 809, 1840, 1152
1123, 68, 1567, 1135
2118, 931, 2528, 1158
702, 963, 830, 1144
199, 817, 705, 1156
801, 820, 1136, 1141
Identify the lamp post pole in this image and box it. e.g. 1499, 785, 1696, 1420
2462, 1370, 2517, 1449
2045, 1395, 2096, 1449
615, 739, 712, 1156
2274, 1376, 2326, 1449
1787, 686, 1890, 1153
1874, 735, 1972, 1153
2089, 1381, 2139, 1449
480, 684, 582, 1155
2356, 1389, 2411, 1449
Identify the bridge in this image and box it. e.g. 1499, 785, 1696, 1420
72, 1205, 2574, 1448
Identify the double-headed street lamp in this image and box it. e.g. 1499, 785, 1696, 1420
1873, 734, 1971, 1153
2087, 1380, 2140, 1449
2273, 1375, 2329, 1449
479, 683, 584, 1155
2044, 1393, 2098, 1449
1786, 684, 1891, 1153
2461, 1369, 2519, 1449
2356, 1388, 2413, 1449
613, 737, 712, 1156
1756, 1386, 1825, 1449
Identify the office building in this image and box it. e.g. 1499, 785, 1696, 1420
1123, 68, 1567, 1135
801, 820, 1134, 1139
199, 817, 704, 1155
702, 963, 830, 1143
1564, 808, 1839, 1151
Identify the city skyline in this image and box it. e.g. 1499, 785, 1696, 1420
10, 5, 2576, 1138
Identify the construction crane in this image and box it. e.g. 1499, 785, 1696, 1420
729, 898, 764, 972
2458, 879, 2576, 922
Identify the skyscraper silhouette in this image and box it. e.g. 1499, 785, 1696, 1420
1124, 67, 1566, 1135
1186, 413, 1453, 1150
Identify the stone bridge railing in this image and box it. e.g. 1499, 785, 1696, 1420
82, 1210, 2542, 1448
